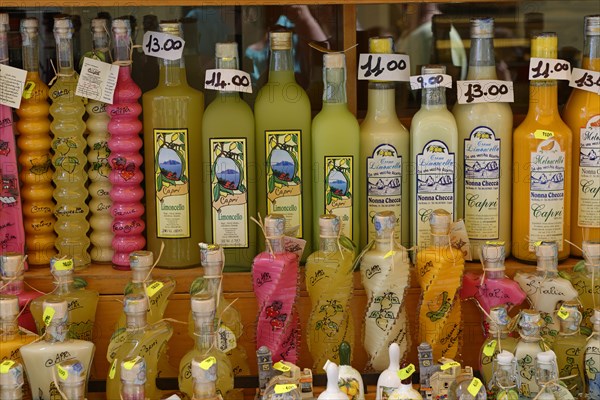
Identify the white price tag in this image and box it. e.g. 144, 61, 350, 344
75, 57, 119, 104
529, 57, 571, 81
142, 31, 185, 61
409, 73, 452, 90
204, 69, 253, 93
569, 68, 600, 94
456, 80, 514, 104
358, 53, 411, 81
0, 64, 28, 108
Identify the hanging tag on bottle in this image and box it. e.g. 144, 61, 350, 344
146, 281, 164, 298
557, 306, 570, 320
409, 73, 452, 90
456, 80, 514, 104
75, 57, 119, 104
108, 359, 117, 379
569, 68, 600, 94
283, 236, 307, 259
482, 340, 497, 357
397, 363, 415, 380
22, 81, 36, 100
529, 57, 571, 81
142, 31, 185, 61
358, 54, 411, 81
0, 64, 28, 108
200, 356, 216, 370
53, 259, 73, 271
204, 69, 253, 94
0, 360, 15, 374
440, 361, 460, 371
57, 364, 69, 380
467, 378, 483, 396
275, 384, 297, 394
273, 361, 291, 373
450, 219, 472, 261
216, 324, 237, 352
123, 356, 141, 370
43, 306, 55, 326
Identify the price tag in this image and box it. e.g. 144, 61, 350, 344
384, 250, 396, 259
456, 80, 514, 104
483, 340, 497, 357
108, 360, 117, 379
22, 81, 36, 99
273, 361, 291, 372
397, 363, 415, 380
57, 364, 69, 380
146, 281, 164, 297
468, 378, 483, 396
557, 306, 570, 320
569, 68, 600, 94
204, 69, 252, 94
274, 384, 297, 394
216, 325, 237, 353
123, 356, 141, 370
0, 64, 28, 108
43, 306, 55, 326
358, 53, 411, 81
142, 31, 185, 61
529, 57, 571, 81
440, 361, 460, 371
53, 258, 73, 271
200, 356, 216, 370
283, 236, 307, 259
533, 130, 554, 140
485, 241, 505, 246
0, 360, 15, 374
409, 73, 452, 90
75, 57, 119, 104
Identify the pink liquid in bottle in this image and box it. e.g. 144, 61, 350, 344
107, 19, 145, 269
252, 214, 300, 363
0, 253, 39, 331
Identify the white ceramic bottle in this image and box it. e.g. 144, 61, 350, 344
318, 360, 348, 400
376, 343, 401, 400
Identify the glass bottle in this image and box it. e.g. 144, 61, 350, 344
0, 360, 24, 400
360, 211, 410, 371
179, 293, 233, 398
15, 17, 56, 266
86, 17, 113, 264
416, 209, 465, 360
512, 32, 573, 261
563, 15, 600, 255
255, 31, 312, 260
376, 343, 400, 400
514, 241, 578, 344
0, 295, 37, 365
338, 341, 365, 400
570, 241, 600, 333
50, 16, 90, 269
312, 52, 360, 244
360, 36, 409, 249
410, 65, 458, 249
252, 214, 300, 363
202, 42, 256, 270
514, 309, 547, 398
449, 371, 487, 400
0, 13, 26, 262
106, 293, 173, 400
478, 306, 518, 387
453, 17, 513, 260
109, 18, 145, 269
191, 355, 219, 400
306, 214, 355, 369
487, 351, 520, 400
30, 256, 99, 341
0, 253, 40, 332
55, 359, 86, 400
142, 21, 204, 268
19, 299, 95, 400
535, 351, 575, 400
585, 308, 600, 398
551, 301, 587, 396
120, 356, 146, 400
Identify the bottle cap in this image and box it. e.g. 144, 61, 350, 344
531, 32, 558, 59
0, 295, 19, 319
264, 214, 285, 237
536, 350, 556, 364
482, 243, 505, 269
120, 356, 146, 385
422, 64, 446, 75
429, 209, 452, 235
21, 17, 38, 31
488, 306, 510, 329
159, 21, 182, 38
123, 293, 148, 314
470, 17, 494, 39
190, 293, 216, 314
91, 18, 107, 33
53, 17, 73, 37
373, 211, 396, 238
535, 241, 558, 259
0, 253, 24, 278
43, 299, 68, 321
199, 243, 223, 267
496, 350, 514, 365
324, 53, 345, 69
319, 215, 341, 237
519, 309, 541, 336
585, 15, 600, 36
191, 356, 217, 383
0, 361, 24, 389
129, 251, 153, 270
56, 359, 86, 385
368, 37, 394, 54
50, 256, 74, 276
112, 18, 131, 35
216, 42, 238, 59
270, 31, 292, 51
582, 241, 600, 263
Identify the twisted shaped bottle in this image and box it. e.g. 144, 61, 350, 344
50, 17, 89, 269
360, 211, 410, 371
16, 17, 55, 266
108, 18, 145, 269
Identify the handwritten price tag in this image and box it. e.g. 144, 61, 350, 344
75, 57, 119, 104
456, 80, 514, 104
200, 356, 216, 370
441, 361, 460, 371
53, 258, 73, 271
529, 57, 571, 81
146, 281, 164, 297
397, 363, 415, 380
275, 384, 297, 394
483, 340, 497, 357
557, 306, 570, 320
57, 364, 69, 380
273, 361, 291, 372
204, 69, 252, 94
0, 64, 28, 108
409, 74, 452, 90
43, 306, 55, 326
358, 53, 410, 81
468, 378, 483, 396
123, 356, 141, 370
143, 31, 185, 61
0, 360, 15, 374
533, 130, 554, 140
485, 241, 505, 246
570, 68, 600, 94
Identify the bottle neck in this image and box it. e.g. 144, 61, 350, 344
46, 321, 69, 342
431, 232, 450, 247
536, 257, 559, 278
193, 381, 217, 400
1, 277, 24, 295
323, 67, 347, 104
193, 312, 215, 352
92, 32, 110, 62
535, 363, 557, 385
266, 237, 285, 254
0, 388, 21, 400
269, 48, 294, 81
374, 235, 394, 252
484, 270, 505, 279
59, 384, 85, 400
121, 383, 144, 400
421, 86, 447, 109
467, 37, 497, 79
55, 36, 75, 75
22, 35, 39, 72
366, 82, 396, 119
528, 80, 559, 117
54, 274, 75, 294
159, 58, 187, 86
494, 365, 517, 389
131, 268, 150, 284
0, 317, 18, 340
125, 312, 147, 330
215, 56, 241, 100
583, 34, 600, 70
586, 261, 600, 277
113, 32, 131, 63
319, 237, 339, 254
0, 30, 7, 66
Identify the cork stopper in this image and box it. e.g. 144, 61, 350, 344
536, 350, 556, 364
585, 15, 600, 36
264, 214, 285, 237
112, 18, 131, 35
519, 309, 541, 337
429, 209, 452, 235
216, 42, 238, 59
324, 53, 345, 69
531, 32, 558, 59
422, 64, 445, 75
270, 31, 292, 51
190, 293, 216, 314
470, 17, 494, 39
91, 18, 107, 33
592, 308, 600, 327
129, 251, 153, 270
120, 356, 147, 385
369, 37, 394, 54
199, 243, 223, 267
319, 215, 341, 237
123, 293, 148, 314
488, 306, 510, 330
0, 253, 24, 277
0, 361, 24, 389
496, 350, 514, 366
21, 17, 38, 35
56, 359, 86, 385
50, 256, 74, 277
374, 211, 396, 238
43, 299, 68, 321
583, 241, 600, 264
535, 241, 558, 259
159, 21, 183, 38
0, 295, 19, 319
54, 17, 73, 38
191, 356, 217, 383
482, 243, 505, 271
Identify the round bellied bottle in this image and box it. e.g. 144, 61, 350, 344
487, 351, 519, 399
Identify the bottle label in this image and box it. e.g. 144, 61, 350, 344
265, 130, 303, 237
463, 126, 501, 239
153, 128, 191, 238
528, 138, 566, 251
209, 138, 249, 248
578, 115, 600, 228
586, 344, 600, 393
324, 156, 354, 239
366, 144, 402, 243
415, 140, 455, 247
378, 385, 396, 400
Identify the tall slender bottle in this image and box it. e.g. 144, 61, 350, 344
50, 17, 90, 269
514, 310, 548, 398
487, 351, 520, 400
86, 17, 113, 264
0, 253, 40, 332
563, 15, 600, 254
534, 351, 575, 400
453, 18, 513, 259
0, 13, 25, 261
109, 18, 146, 269
513, 32, 572, 261
478, 306, 518, 387
569, 241, 600, 333
305, 214, 354, 369
375, 343, 401, 400
585, 308, 600, 398
120, 356, 146, 400
55, 359, 86, 400
255, 31, 312, 258
191, 356, 219, 400
0, 360, 24, 400
360, 211, 410, 371
416, 209, 464, 360
0, 295, 37, 365
16, 17, 56, 266
410, 66, 458, 249
360, 37, 409, 248
312, 52, 360, 245
143, 22, 204, 268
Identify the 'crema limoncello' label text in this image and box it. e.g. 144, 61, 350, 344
153, 128, 191, 238
209, 138, 249, 248
578, 115, 600, 228
265, 130, 303, 236
324, 156, 354, 239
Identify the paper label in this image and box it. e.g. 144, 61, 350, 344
409, 73, 452, 90
456, 80, 514, 104
358, 53, 410, 81
209, 138, 249, 248
153, 129, 191, 238
324, 156, 354, 239
483, 339, 497, 357
283, 236, 307, 259
578, 115, 600, 228
534, 130, 554, 140
450, 220, 472, 260
275, 384, 297, 394
109, 360, 117, 379
75, 57, 119, 104
570, 68, 600, 94
142, 31, 185, 61
378, 386, 396, 400
0, 64, 27, 108
57, 364, 68, 380
273, 361, 291, 372
146, 281, 164, 297
529, 139, 566, 252
0, 360, 15, 374
216, 325, 237, 353
366, 144, 402, 243
463, 126, 501, 240
200, 356, 216, 370
529, 57, 572, 81
266, 130, 304, 237
397, 363, 415, 379
53, 259, 74, 271
415, 140, 455, 248
441, 361, 460, 370
22, 81, 35, 99
43, 306, 55, 326
205, 69, 252, 93
468, 378, 483, 396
